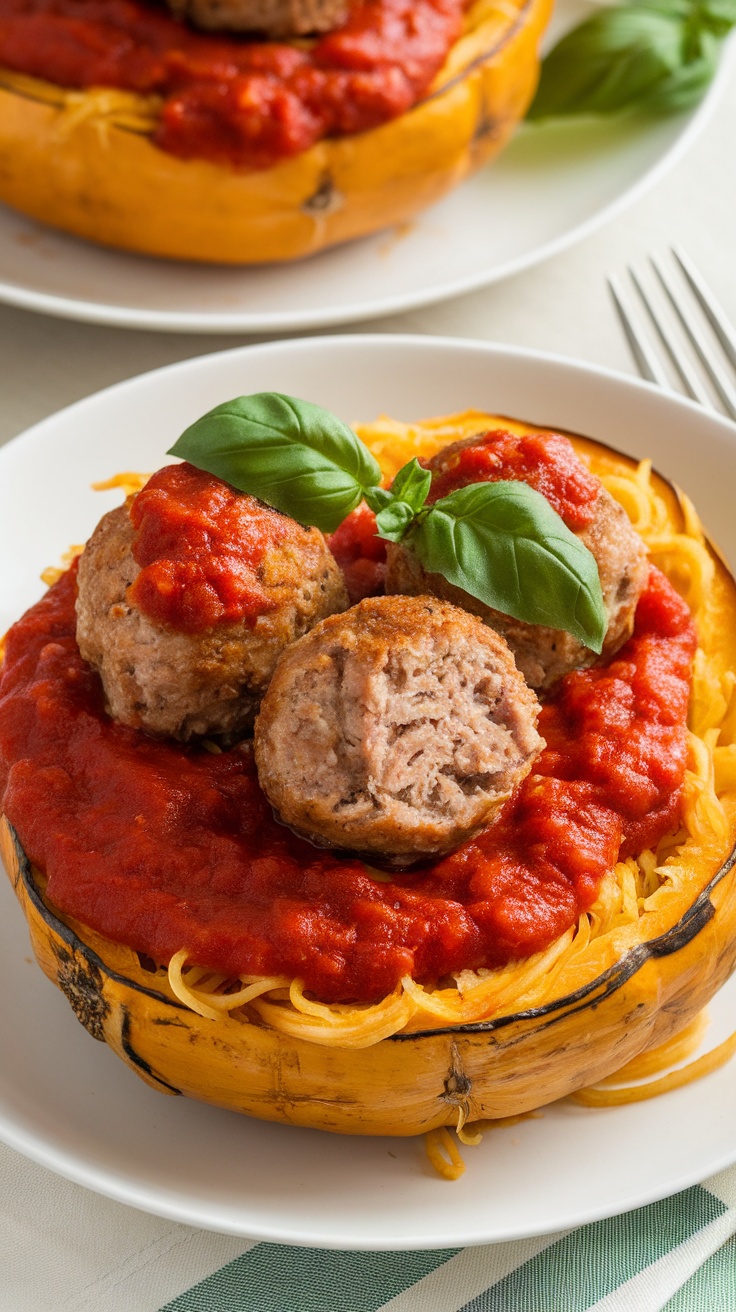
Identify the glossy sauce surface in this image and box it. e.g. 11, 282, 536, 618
328, 500, 387, 604
0, 563, 695, 1003
0, 0, 465, 167
128, 462, 302, 632
425, 429, 602, 529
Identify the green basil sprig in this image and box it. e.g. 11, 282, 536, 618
372, 458, 432, 543
408, 481, 605, 650
527, 0, 735, 122
169, 393, 606, 654
170, 392, 382, 534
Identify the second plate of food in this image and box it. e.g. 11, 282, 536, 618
2, 333, 736, 1249
0, 0, 732, 333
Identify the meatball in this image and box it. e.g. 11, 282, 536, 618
254, 595, 543, 865
76, 472, 348, 741
165, 0, 347, 35
385, 432, 649, 690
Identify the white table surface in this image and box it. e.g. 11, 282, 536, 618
1, 57, 736, 1312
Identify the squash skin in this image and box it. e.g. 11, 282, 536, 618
3, 816, 736, 1136
3, 438, 736, 1137
0, 0, 552, 264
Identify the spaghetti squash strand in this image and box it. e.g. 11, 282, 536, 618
425, 1128, 466, 1181
571, 1027, 736, 1107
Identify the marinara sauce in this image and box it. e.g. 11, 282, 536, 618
0, 560, 696, 1004
425, 429, 602, 528
0, 0, 466, 168
128, 461, 308, 631
329, 500, 388, 604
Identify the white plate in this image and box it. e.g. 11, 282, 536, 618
0, 4, 732, 334
2, 334, 736, 1249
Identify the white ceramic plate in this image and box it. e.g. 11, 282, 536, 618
0, 4, 732, 334
2, 334, 736, 1249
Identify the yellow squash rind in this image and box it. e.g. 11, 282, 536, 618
4, 816, 736, 1137
0, 0, 552, 263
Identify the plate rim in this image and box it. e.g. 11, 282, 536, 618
2, 1092, 736, 1250
3, 330, 736, 463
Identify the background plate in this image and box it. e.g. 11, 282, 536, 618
0, 2, 732, 333
2, 335, 736, 1248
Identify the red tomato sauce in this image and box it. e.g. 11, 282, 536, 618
328, 501, 387, 604
128, 461, 304, 632
0, 0, 466, 168
0, 563, 695, 1004
425, 430, 602, 529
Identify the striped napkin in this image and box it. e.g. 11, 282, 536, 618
4, 1141, 736, 1312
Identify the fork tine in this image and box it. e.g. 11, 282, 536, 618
673, 246, 736, 371
629, 266, 714, 410
607, 275, 672, 391
650, 254, 736, 421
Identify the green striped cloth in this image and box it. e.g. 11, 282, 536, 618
4, 1143, 736, 1311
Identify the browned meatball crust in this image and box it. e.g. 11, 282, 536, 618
166, 0, 348, 34
254, 595, 543, 865
76, 503, 348, 741
385, 436, 649, 690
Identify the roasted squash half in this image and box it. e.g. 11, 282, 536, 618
3, 432, 736, 1138
0, 0, 552, 264
3, 818, 736, 1136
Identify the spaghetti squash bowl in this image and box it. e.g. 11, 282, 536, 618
3, 418, 736, 1142
0, 0, 552, 264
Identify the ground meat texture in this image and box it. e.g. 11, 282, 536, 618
76, 502, 348, 741
254, 595, 543, 865
385, 433, 649, 691
165, 0, 348, 32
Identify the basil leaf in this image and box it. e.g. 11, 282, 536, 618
388, 459, 432, 513
407, 481, 606, 653
631, 0, 736, 30
638, 0, 691, 15
528, 7, 685, 120
527, 0, 736, 122
643, 27, 720, 108
168, 393, 383, 535
372, 459, 432, 542
701, 0, 736, 30
170, 394, 608, 650
363, 485, 393, 513
375, 501, 417, 543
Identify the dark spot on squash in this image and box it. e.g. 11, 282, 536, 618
54, 946, 109, 1041
472, 100, 501, 149
443, 1041, 472, 1105
302, 174, 344, 216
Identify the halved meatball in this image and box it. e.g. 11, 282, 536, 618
166, 0, 348, 34
76, 480, 348, 741
385, 432, 649, 690
254, 595, 543, 865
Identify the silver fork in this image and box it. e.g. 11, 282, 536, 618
608, 247, 736, 421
